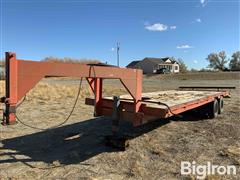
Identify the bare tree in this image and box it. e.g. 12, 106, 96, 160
229, 51, 240, 71
190, 68, 198, 72
206, 51, 229, 71
42, 56, 101, 64
177, 58, 188, 73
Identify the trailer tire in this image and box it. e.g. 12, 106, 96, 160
208, 99, 219, 119
218, 96, 224, 114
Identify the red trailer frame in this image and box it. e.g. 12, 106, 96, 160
1, 52, 230, 128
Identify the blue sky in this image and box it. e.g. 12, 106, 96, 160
1, 0, 239, 69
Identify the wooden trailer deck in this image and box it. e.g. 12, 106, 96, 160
105, 90, 228, 109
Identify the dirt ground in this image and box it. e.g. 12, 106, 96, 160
0, 72, 239, 180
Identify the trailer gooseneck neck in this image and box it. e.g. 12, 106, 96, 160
1, 52, 142, 125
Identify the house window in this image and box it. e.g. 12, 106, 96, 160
175, 66, 178, 70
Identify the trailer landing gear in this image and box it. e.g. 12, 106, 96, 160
104, 96, 130, 151
105, 135, 129, 151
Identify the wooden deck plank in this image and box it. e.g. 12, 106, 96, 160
104, 90, 222, 109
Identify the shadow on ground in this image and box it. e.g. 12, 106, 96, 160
0, 116, 172, 166
0, 111, 207, 166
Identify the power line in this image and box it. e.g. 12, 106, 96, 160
117, 42, 120, 67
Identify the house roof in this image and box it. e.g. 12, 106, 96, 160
126, 60, 140, 67
142, 57, 165, 64
126, 57, 179, 68
161, 57, 171, 62
171, 60, 178, 64
143, 57, 179, 64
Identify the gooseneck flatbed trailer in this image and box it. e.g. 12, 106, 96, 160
0, 52, 233, 147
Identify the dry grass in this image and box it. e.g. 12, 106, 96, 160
0, 79, 127, 103
146, 71, 240, 80
0, 73, 239, 179
0, 81, 88, 101
0, 81, 4, 97
27, 83, 91, 102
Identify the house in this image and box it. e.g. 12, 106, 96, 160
126, 57, 179, 74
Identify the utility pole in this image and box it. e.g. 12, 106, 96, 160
117, 42, 120, 67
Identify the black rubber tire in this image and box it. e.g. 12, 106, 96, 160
218, 96, 224, 114
208, 99, 219, 119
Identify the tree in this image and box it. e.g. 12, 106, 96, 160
206, 51, 229, 71
229, 51, 240, 71
42, 56, 101, 64
190, 68, 198, 72
177, 59, 188, 73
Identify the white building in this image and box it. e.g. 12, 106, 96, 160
127, 57, 180, 74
